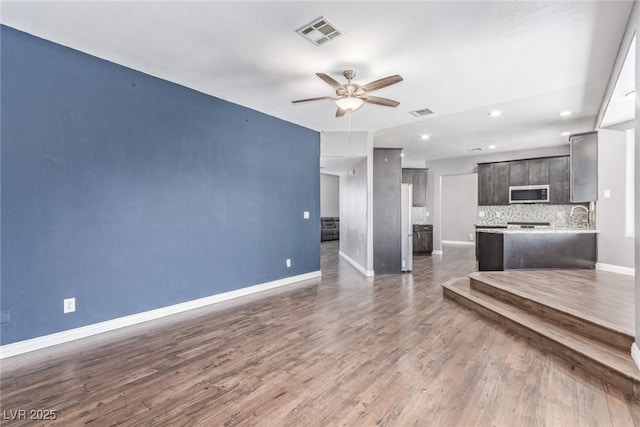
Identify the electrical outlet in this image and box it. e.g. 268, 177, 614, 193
469, 233, 474, 241
479, 211, 485, 218
303, 211, 310, 219
63, 298, 76, 314
496, 212, 502, 218
286, 259, 291, 268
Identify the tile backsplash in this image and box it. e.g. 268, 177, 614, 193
412, 207, 430, 225
477, 204, 593, 228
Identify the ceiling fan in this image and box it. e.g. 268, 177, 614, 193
292, 70, 403, 117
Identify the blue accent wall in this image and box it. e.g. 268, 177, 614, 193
0, 26, 320, 345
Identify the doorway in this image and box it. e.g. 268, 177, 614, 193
441, 173, 478, 245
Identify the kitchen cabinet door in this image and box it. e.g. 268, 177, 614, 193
491, 162, 510, 205
412, 169, 427, 207
549, 156, 570, 204
477, 164, 493, 206
401, 169, 413, 185
528, 158, 550, 185
401, 168, 428, 207
509, 161, 528, 186
412, 225, 433, 254
571, 132, 598, 202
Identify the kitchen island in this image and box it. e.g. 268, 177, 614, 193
476, 228, 598, 271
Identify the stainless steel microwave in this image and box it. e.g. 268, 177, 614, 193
509, 185, 550, 204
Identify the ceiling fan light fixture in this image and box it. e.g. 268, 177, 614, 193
336, 96, 364, 111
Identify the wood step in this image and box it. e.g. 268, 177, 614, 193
442, 277, 640, 398
469, 272, 634, 352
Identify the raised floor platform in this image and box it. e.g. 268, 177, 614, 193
442, 269, 640, 398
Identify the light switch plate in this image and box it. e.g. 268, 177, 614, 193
303, 211, 310, 219
604, 189, 611, 198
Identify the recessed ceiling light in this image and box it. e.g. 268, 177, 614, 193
560, 132, 571, 136
488, 110, 502, 117
559, 110, 572, 117
400, 152, 405, 157
624, 89, 636, 99
488, 145, 496, 149
420, 134, 430, 140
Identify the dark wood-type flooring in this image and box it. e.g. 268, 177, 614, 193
471, 269, 635, 335
2, 242, 640, 426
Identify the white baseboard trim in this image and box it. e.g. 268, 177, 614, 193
432, 250, 443, 255
632, 343, 640, 371
442, 240, 475, 246
0, 271, 321, 359
596, 262, 635, 276
339, 250, 374, 276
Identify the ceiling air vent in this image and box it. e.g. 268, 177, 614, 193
409, 108, 435, 117
296, 17, 342, 46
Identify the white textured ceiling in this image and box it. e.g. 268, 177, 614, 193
0, 1, 634, 163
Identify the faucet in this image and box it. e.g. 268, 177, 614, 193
570, 205, 590, 228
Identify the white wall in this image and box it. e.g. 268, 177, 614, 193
339, 158, 370, 274
321, 131, 368, 157
441, 173, 478, 243
592, 0, 639, 351
597, 129, 635, 270
320, 173, 340, 217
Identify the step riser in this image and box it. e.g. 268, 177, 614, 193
443, 286, 640, 398
470, 278, 634, 352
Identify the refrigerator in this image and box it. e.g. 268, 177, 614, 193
401, 183, 413, 272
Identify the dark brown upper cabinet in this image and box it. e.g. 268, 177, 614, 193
478, 162, 509, 206
508, 160, 528, 186
508, 158, 549, 186
549, 156, 570, 204
527, 158, 550, 185
402, 168, 428, 207
479, 156, 569, 206
570, 132, 598, 202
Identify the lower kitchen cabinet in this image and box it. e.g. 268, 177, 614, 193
413, 224, 433, 254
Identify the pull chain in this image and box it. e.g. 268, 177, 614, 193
348, 109, 351, 143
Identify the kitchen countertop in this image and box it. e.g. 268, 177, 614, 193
477, 227, 599, 234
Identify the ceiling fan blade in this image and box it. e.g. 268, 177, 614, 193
362, 75, 403, 92
336, 107, 347, 117
363, 96, 400, 107
316, 73, 343, 90
291, 96, 333, 104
